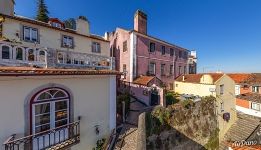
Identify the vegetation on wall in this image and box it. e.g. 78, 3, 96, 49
36, 0, 49, 23
92, 138, 105, 150
146, 96, 219, 150
165, 91, 179, 106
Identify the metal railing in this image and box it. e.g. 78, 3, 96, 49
3, 121, 80, 150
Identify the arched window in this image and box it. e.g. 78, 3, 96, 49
38, 50, 46, 62
27, 48, 35, 61
31, 88, 70, 134
1, 45, 12, 60
14, 47, 25, 60
30, 88, 71, 149
57, 52, 65, 64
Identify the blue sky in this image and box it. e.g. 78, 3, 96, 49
14, 0, 261, 73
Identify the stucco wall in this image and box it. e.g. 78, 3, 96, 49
174, 81, 216, 97
215, 75, 237, 141
2, 18, 110, 57
0, 75, 116, 150
135, 34, 188, 88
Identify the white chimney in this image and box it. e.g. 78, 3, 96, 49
0, 0, 15, 16
182, 75, 185, 81
76, 17, 90, 36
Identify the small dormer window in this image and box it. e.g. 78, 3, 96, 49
52, 22, 62, 28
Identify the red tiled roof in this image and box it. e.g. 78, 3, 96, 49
175, 73, 224, 83
133, 76, 155, 86
236, 92, 261, 103
0, 67, 121, 76
227, 74, 252, 84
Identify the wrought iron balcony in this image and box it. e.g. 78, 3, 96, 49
0, 41, 115, 70
3, 121, 80, 150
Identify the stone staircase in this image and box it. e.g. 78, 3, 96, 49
219, 113, 260, 150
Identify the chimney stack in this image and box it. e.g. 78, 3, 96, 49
0, 0, 15, 16
134, 10, 147, 35
76, 16, 90, 36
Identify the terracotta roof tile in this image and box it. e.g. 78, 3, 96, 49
227, 74, 252, 84
133, 76, 155, 86
175, 73, 224, 83
0, 67, 121, 76
236, 93, 261, 103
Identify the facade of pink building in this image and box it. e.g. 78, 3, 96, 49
109, 10, 190, 90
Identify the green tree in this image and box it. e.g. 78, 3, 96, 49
36, 0, 49, 23
64, 18, 76, 30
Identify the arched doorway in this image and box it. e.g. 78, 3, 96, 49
30, 87, 70, 149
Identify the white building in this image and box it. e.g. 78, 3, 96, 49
0, 1, 118, 149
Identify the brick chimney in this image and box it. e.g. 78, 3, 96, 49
134, 10, 147, 35
0, 0, 15, 16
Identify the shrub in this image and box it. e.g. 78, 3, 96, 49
166, 91, 179, 106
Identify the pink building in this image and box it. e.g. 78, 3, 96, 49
109, 10, 190, 90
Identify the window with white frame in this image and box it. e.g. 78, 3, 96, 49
31, 88, 70, 134
220, 102, 224, 112
92, 42, 101, 53
23, 26, 39, 42
62, 35, 74, 48
251, 102, 260, 111
1, 45, 11, 60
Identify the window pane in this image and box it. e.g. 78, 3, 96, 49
32, 29, 38, 42
35, 124, 50, 133
55, 119, 68, 127
35, 114, 50, 126
37, 92, 52, 100
28, 49, 35, 61
24, 27, 30, 41
55, 110, 68, 120
16, 48, 23, 60
55, 101, 68, 111
54, 91, 67, 98
35, 103, 50, 115
2, 46, 10, 59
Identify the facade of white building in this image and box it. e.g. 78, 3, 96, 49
0, 1, 118, 149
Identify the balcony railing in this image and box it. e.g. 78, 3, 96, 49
3, 121, 80, 150
0, 41, 115, 70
